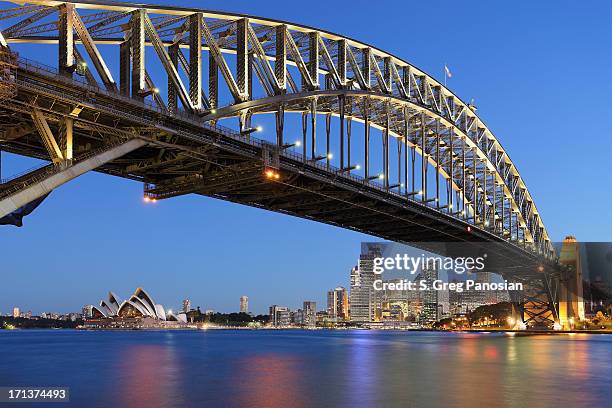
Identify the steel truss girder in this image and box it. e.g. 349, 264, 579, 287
31, 108, 63, 163
0, 0, 551, 257
0, 138, 146, 219
201, 18, 245, 102
143, 12, 194, 111
188, 12, 202, 109
518, 274, 559, 328
70, 5, 118, 92
202, 88, 546, 252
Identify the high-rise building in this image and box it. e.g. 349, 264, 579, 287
240, 296, 249, 313
292, 309, 304, 325
12, 307, 19, 318
269, 305, 290, 326
350, 244, 383, 323
327, 287, 349, 321
303, 301, 316, 327
82, 305, 93, 319
182, 299, 192, 313
420, 266, 439, 325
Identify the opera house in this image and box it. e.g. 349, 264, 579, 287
84, 287, 188, 329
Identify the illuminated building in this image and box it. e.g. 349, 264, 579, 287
240, 296, 249, 313
12, 307, 19, 318
351, 244, 383, 322
84, 288, 187, 328
82, 305, 93, 319
182, 299, 192, 313
269, 305, 290, 326
303, 301, 316, 327
327, 287, 349, 321
420, 266, 439, 325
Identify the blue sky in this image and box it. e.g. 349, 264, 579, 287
1, 0, 611, 314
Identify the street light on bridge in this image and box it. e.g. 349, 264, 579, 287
338, 164, 360, 173
367, 173, 385, 181
282, 140, 301, 150
241, 126, 262, 135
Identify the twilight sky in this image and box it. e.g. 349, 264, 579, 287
1, 0, 611, 314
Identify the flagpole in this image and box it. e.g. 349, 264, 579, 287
444, 63, 447, 87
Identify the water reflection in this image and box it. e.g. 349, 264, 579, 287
116, 340, 182, 408
347, 333, 381, 406
233, 353, 305, 408
0, 331, 611, 407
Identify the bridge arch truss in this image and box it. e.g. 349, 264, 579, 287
0, 0, 553, 259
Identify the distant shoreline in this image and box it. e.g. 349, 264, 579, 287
3, 327, 611, 335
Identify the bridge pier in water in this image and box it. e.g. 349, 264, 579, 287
557, 236, 585, 330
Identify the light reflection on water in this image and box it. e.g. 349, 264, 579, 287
0, 330, 611, 408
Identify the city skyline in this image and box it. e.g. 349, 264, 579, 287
2, 243, 514, 319
2, 0, 612, 314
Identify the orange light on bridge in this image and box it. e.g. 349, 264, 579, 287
265, 169, 281, 180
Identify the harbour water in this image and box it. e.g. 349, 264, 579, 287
1, 330, 611, 407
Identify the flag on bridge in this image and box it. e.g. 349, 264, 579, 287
444, 64, 452, 78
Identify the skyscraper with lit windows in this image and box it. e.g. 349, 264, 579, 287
240, 295, 249, 313
327, 287, 349, 321
350, 244, 383, 323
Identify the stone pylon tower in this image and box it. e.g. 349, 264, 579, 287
558, 236, 585, 329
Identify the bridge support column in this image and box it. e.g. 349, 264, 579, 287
363, 99, 369, 179
168, 42, 179, 112
520, 274, 559, 330
131, 9, 145, 100
31, 109, 63, 164
119, 39, 131, 97
189, 13, 203, 110
58, 3, 74, 78
558, 236, 585, 329
275, 105, 284, 147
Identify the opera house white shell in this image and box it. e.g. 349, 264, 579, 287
91, 287, 182, 322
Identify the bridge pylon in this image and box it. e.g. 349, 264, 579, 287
558, 236, 585, 329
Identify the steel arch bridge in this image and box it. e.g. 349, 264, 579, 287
0, 1, 569, 328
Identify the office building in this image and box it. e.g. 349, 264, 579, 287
327, 287, 349, 321
420, 266, 439, 325
82, 305, 93, 319
351, 244, 383, 322
240, 295, 249, 313
12, 307, 19, 318
182, 299, 192, 313
303, 301, 316, 326
269, 305, 290, 326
